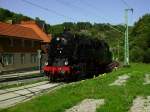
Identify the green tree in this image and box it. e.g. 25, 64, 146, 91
130, 14, 150, 63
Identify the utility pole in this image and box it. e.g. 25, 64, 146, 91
37, 49, 41, 72
124, 8, 133, 66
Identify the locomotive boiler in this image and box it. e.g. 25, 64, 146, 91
43, 30, 112, 81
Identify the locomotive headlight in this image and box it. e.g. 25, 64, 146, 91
56, 37, 60, 41
45, 62, 48, 65
64, 61, 68, 65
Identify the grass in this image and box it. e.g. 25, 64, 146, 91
0, 63, 150, 112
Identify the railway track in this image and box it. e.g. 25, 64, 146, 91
0, 76, 47, 88
0, 81, 63, 109
0, 71, 47, 89
0, 71, 41, 83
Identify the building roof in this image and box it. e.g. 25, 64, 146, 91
0, 22, 42, 41
20, 21, 51, 43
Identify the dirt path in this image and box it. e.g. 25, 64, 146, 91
65, 99, 105, 112
109, 74, 130, 86
130, 96, 150, 112
143, 74, 150, 85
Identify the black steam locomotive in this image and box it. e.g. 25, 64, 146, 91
43, 30, 112, 81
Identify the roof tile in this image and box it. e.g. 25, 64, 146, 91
20, 21, 51, 43
0, 22, 42, 41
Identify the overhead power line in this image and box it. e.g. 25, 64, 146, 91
56, 0, 86, 13
55, 0, 98, 22
22, 0, 124, 34
121, 0, 130, 8
55, 0, 89, 21
22, 0, 76, 22
76, 0, 124, 33
121, 0, 134, 26
79, 0, 125, 34
120, 0, 132, 9
57, 0, 124, 34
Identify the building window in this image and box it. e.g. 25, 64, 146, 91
32, 41, 34, 48
31, 54, 37, 63
22, 39, 25, 47
2, 54, 14, 65
21, 54, 25, 64
10, 38, 14, 47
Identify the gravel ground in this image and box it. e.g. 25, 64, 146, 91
130, 96, 150, 112
109, 74, 130, 86
143, 74, 150, 85
65, 99, 105, 112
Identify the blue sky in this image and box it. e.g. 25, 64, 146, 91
0, 0, 149, 25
